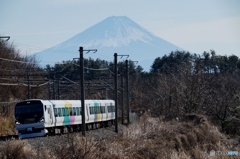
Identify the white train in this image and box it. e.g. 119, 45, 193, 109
14, 99, 115, 139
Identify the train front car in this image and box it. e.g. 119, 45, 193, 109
14, 100, 47, 139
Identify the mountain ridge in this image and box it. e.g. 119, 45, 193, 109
34, 16, 184, 71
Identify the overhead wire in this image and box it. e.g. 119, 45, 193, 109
0, 57, 38, 64
0, 100, 19, 104
0, 82, 48, 87
71, 62, 121, 76
13, 42, 114, 62
61, 76, 79, 85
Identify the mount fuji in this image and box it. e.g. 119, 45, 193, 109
34, 16, 184, 71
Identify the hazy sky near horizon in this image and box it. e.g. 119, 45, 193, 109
1, 0, 240, 58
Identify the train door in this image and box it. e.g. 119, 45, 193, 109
86, 103, 89, 121
44, 105, 54, 126
105, 103, 108, 120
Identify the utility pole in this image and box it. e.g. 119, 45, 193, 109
126, 60, 138, 123
121, 71, 124, 125
79, 46, 97, 136
114, 53, 118, 133
27, 71, 30, 99
126, 60, 130, 124
53, 75, 55, 100
80, 46, 85, 136
48, 80, 51, 100
114, 53, 129, 133
57, 77, 60, 100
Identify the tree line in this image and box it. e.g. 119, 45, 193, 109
136, 50, 240, 134
0, 39, 239, 135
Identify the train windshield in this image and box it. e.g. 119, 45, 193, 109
15, 101, 44, 124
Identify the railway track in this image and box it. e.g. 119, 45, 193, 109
0, 135, 18, 141
0, 129, 18, 141
0, 126, 120, 157
0, 125, 119, 142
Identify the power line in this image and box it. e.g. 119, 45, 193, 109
0, 100, 19, 104
0, 57, 38, 64
0, 82, 48, 87
13, 42, 113, 60
61, 76, 79, 85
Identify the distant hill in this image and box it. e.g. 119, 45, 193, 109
34, 16, 184, 71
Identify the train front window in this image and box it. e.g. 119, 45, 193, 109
15, 101, 44, 124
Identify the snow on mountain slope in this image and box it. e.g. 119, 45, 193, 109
34, 16, 184, 71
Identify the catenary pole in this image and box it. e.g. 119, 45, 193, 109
121, 71, 124, 125
114, 53, 118, 133
80, 46, 86, 136
27, 71, 30, 99
126, 60, 130, 124
78, 46, 97, 136
114, 54, 129, 130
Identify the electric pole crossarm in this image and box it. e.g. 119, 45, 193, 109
0, 36, 10, 41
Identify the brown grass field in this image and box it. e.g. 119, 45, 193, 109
0, 113, 239, 159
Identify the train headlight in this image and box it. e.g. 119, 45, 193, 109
40, 118, 44, 122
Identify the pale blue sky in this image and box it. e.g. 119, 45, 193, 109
1, 0, 240, 58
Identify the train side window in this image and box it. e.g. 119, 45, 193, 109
107, 106, 115, 112
66, 108, 68, 116
69, 108, 72, 116
102, 106, 106, 113
90, 107, 93, 114
65, 108, 68, 116
54, 108, 57, 117
98, 107, 101, 114
94, 107, 97, 114
73, 107, 76, 116
62, 108, 66, 116
69, 108, 71, 116
58, 108, 62, 117
80, 107, 82, 115
65, 108, 67, 116
89, 107, 93, 114
76, 107, 80, 116
66, 108, 69, 116
113, 106, 115, 112
70, 108, 72, 116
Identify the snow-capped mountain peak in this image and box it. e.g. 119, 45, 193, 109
34, 16, 183, 71
63, 16, 154, 48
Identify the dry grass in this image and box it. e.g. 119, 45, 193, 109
0, 116, 15, 136
101, 113, 239, 159
0, 113, 239, 159
0, 139, 36, 159
52, 135, 109, 159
